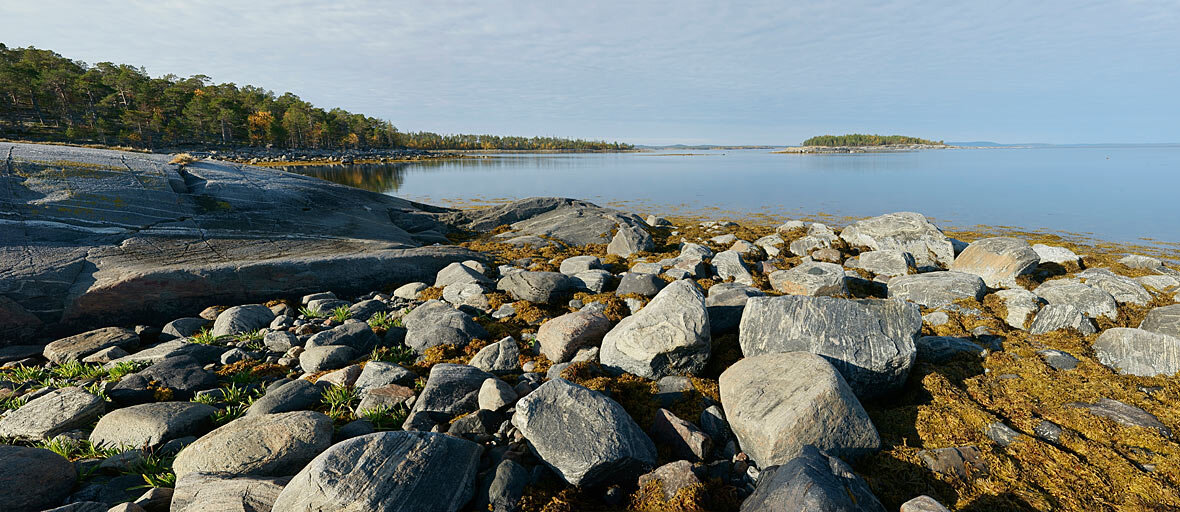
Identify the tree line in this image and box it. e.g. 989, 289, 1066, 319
0, 44, 632, 151
801, 134, 942, 146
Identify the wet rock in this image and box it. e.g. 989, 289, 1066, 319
1093, 328, 1180, 377
887, 271, 986, 308
650, 408, 711, 461
768, 261, 847, 296
1034, 279, 1118, 320
89, 401, 216, 449
271, 431, 482, 512
738, 296, 920, 398
1034, 420, 1064, 443
211, 305, 274, 338
607, 223, 656, 257
402, 364, 492, 431
1068, 398, 1171, 436
402, 300, 488, 352
0, 445, 77, 512
985, 422, 1025, 447
950, 237, 1039, 287
0, 387, 104, 440
512, 378, 656, 487
1029, 303, 1097, 335
537, 311, 611, 363
43, 327, 140, 365
172, 410, 334, 478
992, 288, 1042, 329
719, 352, 880, 467
469, 336, 522, 374
170, 472, 289, 512
740, 445, 886, 512
497, 271, 578, 303
712, 250, 754, 285
839, 211, 955, 269
600, 280, 711, 379
1141, 304, 1180, 338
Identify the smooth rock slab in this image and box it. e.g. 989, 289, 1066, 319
0, 445, 77, 512
89, 401, 216, 449
512, 378, 657, 487
738, 296, 920, 399
271, 430, 482, 512
537, 310, 612, 363
949, 237, 1039, 288
0, 387, 104, 440
1034, 280, 1118, 320
172, 410, 334, 478
740, 445, 886, 512
1029, 303, 1096, 335
887, 271, 987, 308
171, 472, 289, 512
600, 280, 711, 379
1093, 328, 1180, 377
719, 352, 880, 468
43, 326, 139, 365
768, 261, 847, 296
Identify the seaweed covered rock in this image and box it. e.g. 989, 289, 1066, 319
512, 378, 657, 487
738, 296, 920, 398
719, 352, 880, 468
949, 237, 1039, 288
271, 431, 482, 512
740, 445, 886, 512
838, 212, 954, 269
600, 279, 711, 379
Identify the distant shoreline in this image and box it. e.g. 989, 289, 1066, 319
774, 143, 952, 154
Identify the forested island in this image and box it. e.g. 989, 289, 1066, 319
802, 134, 944, 146
0, 44, 632, 152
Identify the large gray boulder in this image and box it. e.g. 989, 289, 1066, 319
1093, 328, 1180, 377
846, 250, 915, 277
992, 288, 1042, 329
512, 379, 657, 486
172, 410, 334, 478
246, 378, 323, 416
42, 326, 139, 364
434, 261, 493, 288
89, 401, 216, 449
607, 223, 656, 257
496, 271, 578, 303
1029, 303, 1096, 335
839, 212, 955, 269
402, 364, 492, 430
719, 353, 880, 468
740, 445, 886, 512
600, 280, 711, 379
1034, 280, 1119, 320
0, 142, 482, 343
305, 321, 379, 352
402, 300, 488, 352
537, 310, 612, 363
949, 237, 1039, 288
768, 261, 847, 296
887, 271, 987, 308
468, 336, 522, 374
171, 472, 289, 512
1141, 304, 1180, 338
705, 282, 764, 333
738, 296, 920, 398
0, 387, 104, 440
712, 250, 754, 285
0, 445, 77, 512
443, 197, 647, 246
211, 305, 274, 338
1079, 268, 1153, 306
271, 431, 482, 512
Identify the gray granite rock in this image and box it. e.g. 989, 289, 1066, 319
443, 197, 646, 246
1068, 398, 1171, 436
496, 271, 578, 303
476, 459, 531, 512
559, 255, 602, 275
719, 352, 880, 468
89, 401, 215, 449
434, 261, 493, 288
712, 250, 754, 285
402, 364, 492, 430
637, 460, 702, 502
43, 327, 139, 364
705, 282, 764, 333
402, 300, 488, 352
949, 237, 1039, 287
299, 345, 357, 372
305, 321, 379, 351
478, 377, 518, 411
103, 339, 225, 367
1032, 244, 1081, 265
992, 288, 1042, 329
512, 378, 657, 486
356, 384, 416, 414
900, 495, 952, 512
600, 280, 711, 379
170, 472, 289, 512
393, 282, 429, 300
246, 378, 323, 416
1141, 304, 1180, 338
616, 272, 666, 297
848, 249, 916, 277
839, 212, 955, 269
211, 305, 275, 338
0, 387, 104, 440
348, 299, 389, 321
768, 261, 847, 296
1079, 268, 1152, 306
916, 336, 986, 363
739, 296, 920, 398
172, 410, 334, 478
1094, 328, 1180, 377
1039, 349, 1080, 371
1029, 303, 1097, 335
887, 271, 987, 308
572, 269, 613, 293
740, 445, 886, 512
650, 408, 711, 461
263, 331, 297, 352
468, 336, 522, 374
1034, 279, 1119, 320
537, 310, 611, 363
271, 431, 482, 512
607, 223, 656, 257
0, 445, 77, 512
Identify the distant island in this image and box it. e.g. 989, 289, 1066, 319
776, 133, 948, 154
0, 44, 632, 152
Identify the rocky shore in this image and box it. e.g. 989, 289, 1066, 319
2, 142, 1179, 511
180, 146, 460, 166
774, 144, 951, 154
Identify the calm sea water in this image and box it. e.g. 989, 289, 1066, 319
283, 146, 1180, 246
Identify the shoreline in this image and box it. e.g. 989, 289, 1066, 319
774, 143, 954, 154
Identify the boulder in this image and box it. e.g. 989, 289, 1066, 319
949, 237, 1039, 287
247, 379, 323, 416
839, 212, 955, 269
537, 310, 612, 363
847, 250, 916, 277
170, 472, 289, 512
402, 300, 488, 352
615, 272, 665, 297
1093, 328, 1180, 377
43, 327, 139, 365
608, 224, 656, 257
299, 345, 357, 372
512, 379, 657, 486
637, 460, 702, 502
271, 431, 483, 512
348, 299, 388, 321
468, 336, 522, 374
89, 401, 216, 449
901, 496, 952, 512
915, 336, 986, 363
600, 280, 711, 379
211, 305, 275, 338
103, 339, 225, 367
887, 271, 987, 308
0, 387, 104, 440
402, 364, 492, 430
476, 459, 531, 512
768, 261, 847, 296
572, 269, 613, 293
650, 408, 711, 461
992, 288, 1042, 329
738, 296, 920, 398
712, 250, 754, 285
559, 255, 602, 275
443, 197, 647, 246
1067, 398, 1171, 436
442, 282, 490, 309
1034, 280, 1119, 320
740, 445, 886, 512
496, 271, 578, 303
356, 384, 416, 414
434, 261, 493, 288
1029, 303, 1096, 335
1032, 244, 1082, 265
172, 410, 334, 478
719, 352, 880, 467
705, 282, 764, 333
393, 282, 429, 300
1141, 304, 1180, 338
478, 377, 518, 411
1079, 268, 1153, 306
0, 445, 77, 512
305, 321, 379, 352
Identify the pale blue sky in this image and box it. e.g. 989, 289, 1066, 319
5, 0, 1178, 145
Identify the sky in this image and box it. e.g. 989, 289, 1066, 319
4, 0, 1179, 145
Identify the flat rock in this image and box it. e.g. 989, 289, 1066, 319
1141, 304, 1180, 338
559, 255, 602, 275
719, 352, 879, 467
768, 261, 847, 296
170, 472, 289, 512
1029, 303, 1096, 335
443, 197, 646, 246
104, 339, 225, 367
1033, 244, 1081, 265
172, 410, 334, 478
847, 249, 916, 277
740, 445, 886, 512
271, 431, 483, 512
537, 310, 611, 363
887, 271, 987, 308
572, 269, 613, 293
43, 326, 139, 365
0, 445, 77, 512
0, 386, 104, 440
839, 212, 955, 269
1034, 280, 1119, 320
918, 446, 989, 479
600, 280, 711, 379
1093, 328, 1180, 377
356, 384, 416, 414
89, 401, 216, 449
402, 363, 492, 430
739, 296, 920, 398
949, 237, 1039, 287
512, 378, 657, 486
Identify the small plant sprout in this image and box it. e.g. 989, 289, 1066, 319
298, 306, 325, 319
331, 306, 353, 323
